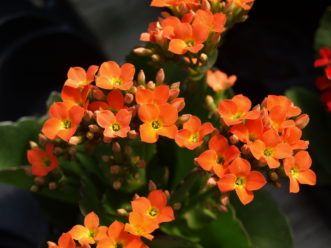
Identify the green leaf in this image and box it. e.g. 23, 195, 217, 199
231, 190, 294, 248
145, 235, 198, 248
0, 166, 33, 188
46, 91, 62, 109
286, 87, 331, 178
315, 6, 331, 52
0, 117, 44, 169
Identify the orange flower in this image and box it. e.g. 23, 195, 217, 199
192, 10, 226, 33
265, 95, 301, 118
195, 134, 240, 176
228, 0, 255, 10
168, 22, 209, 55
97, 221, 144, 248
138, 103, 178, 143
42, 102, 84, 141
284, 151, 316, 193
131, 190, 174, 225
151, 0, 200, 8
61, 85, 91, 108
229, 118, 263, 143
249, 129, 292, 169
48, 233, 77, 248
217, 157, 266, 205
69, 212, 107, 246
64, 65, 98, 88
136, 85, 170, 105
282, 126, 308, 150
175, 115, 214, 149
89, 90, 126, 112
218, 94, 260, 126
125, 212, 159, 240
96, 61, 135, 90
96, 109, 132, 138
207, 70, 236, 91
27, 143, 58, 176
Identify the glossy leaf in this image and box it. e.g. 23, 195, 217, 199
315, 6, 331, 51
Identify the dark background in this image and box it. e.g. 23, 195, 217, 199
0, 0, 330, 247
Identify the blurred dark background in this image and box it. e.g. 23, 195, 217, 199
0, 0, 330, 247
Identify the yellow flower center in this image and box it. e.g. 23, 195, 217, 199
147, 207, 159, 218
248, 133, 256, 142
62, 120, 72, 129
114, 241, 124, 248
290, 167, 299, 179
43, 158, 51, 167
186, 40, 195, 47
111, 122, 121, 132
235, 176, 246, 188
217, 156, 225, 165
263, 148, 273, 157
151, 120, 162, 130
111, 78, 122, 86
189, 133, 199, 143
231, 112, 243, 120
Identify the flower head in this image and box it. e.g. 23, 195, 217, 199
207, 70, 236, 91
64, 65, 98, 88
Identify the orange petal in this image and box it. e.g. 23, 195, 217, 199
229, 157, 251, 175
289, 177, 300, 193
154, 85, 170, 104
192, 23, 209, 44
249, 140, 265, 160
158, 104, 178, 125
131, 197, 150, 213
183, 115, 201, 133
217, 174, 236, 192
157, 125, 178, 139
295, 151, 312, 170
195, 150, 217, 171
136, 89, 154, 105
148, 190, 167, 209
265, 157, 280, 169
116, 109, 132, 126
199, 122, 215, 137
96, 110, 116, 128
297, 169, 316, 186
99, 61, 120, 78
69, 225, 90, 241
138, 104, 159, 123
246, 171, 266, 191
158, 206, 175, 223
208, 134, 228, 155
235, 187, 254, 205
58, 233, 76, 248
120, 63, 135, 83
86, 65, 99, 83
84, 212, 99, 231
140, 123, 158, 143
232, 94, 251, 113
274, 143, 293, 159
108, 220, 125, 241
42, 119, 62, 140
168, 39, 188, 55
107, 90, 124, 110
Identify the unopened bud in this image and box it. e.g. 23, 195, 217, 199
48, 182, 57, 190
29, 141, 38, 149
178, 114, 191, 124
269, 171, 279, 181
295, 114, 309, 129
113, 181, 121, 190
133, 47, 152, 56
34, 176, 45, 185
47, 241, 57, 247
38, 134, 48, 147
124, 145, 133, 156
102, 155, 110, 162
128, 130, 138, 139
133, 194, 140, 200
156, 69, 165, 85
69, 136, 83, 146
148, 180, 157, 191
89, 124, 100, 133
147, 81, 156, 89
218, 205, 228, 213
173, 202, 181, 210
206, 95, 214, 104
112, 142, 121, 154
221, 194, 229, 206
207, 177, 217, 187
86, 132, 94, 140
240, 144, 250, 155
171, 98, 185, 112
131, 86, 138, 94
92, 88, 105, 100
124, 93, 134, 104
138, 70, 146, 85
83, 110, 94, 122
160, 11, 171, 18
30, 185, 38, 192
103, 136, 112, 143
169, 88, 180, 100
170, 81, 180, 89
201, 0, 211, 10
229, 134, 239, 145
68, 147, 77, 155
136, 159, 146, 169
151, 54, 161, 62
54, 147, 63, 155
110, 165, 121, 174
179, 2, 189, 15
252, 104, 261, 111
200, 53, 208, 63
164, 190, 170, 199
117, 208, 128, 216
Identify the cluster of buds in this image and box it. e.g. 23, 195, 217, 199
314, 47, 331, 111
196, 94, 315, 205
47, 190, 174, 248
135, 0, 254, 74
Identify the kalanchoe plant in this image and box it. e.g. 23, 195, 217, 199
0, 1, 319, 248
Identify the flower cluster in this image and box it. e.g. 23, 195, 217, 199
196, 94, 316, 204
315, 47, 331, 111
48, 190, 174, 248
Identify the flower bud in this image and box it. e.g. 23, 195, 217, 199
83, 110, 94, 122
69, 136, 83, 146
103, 136, 112, 143
117, 208, 128, 216
218, 205, 228, 213
221, 194, 229, 206
207, 177, 217, 187
240, 144, 250, 155
173, 202, 181, 210
54, 147, 64, 155
178, 114, 191, 124
199, 53, 208, 63
29, 141, 38, 149
147, 81, 156, 89
171, 98, 185, 112
201, 0, 211, 10
151, 54, 161, 62
148, 180, 157, 192
112, 142, 121, 154
92, 88, 105, 100
124, 93, 134, 104
86, 132, 94, 140
229, 134, 239, 145
102, 155, 110, 162
156, 68, 165, 85
113, 181, 121, 190
133, 47, 152, 56
88, 124, 100, 133
48, 182, 57, 190
136, 159, 146, 169
160, 11, 171, 18
295, 114, 309, 129
38, 133, 48, 147
30, 185, 38, 192
110, 165, 121, 174
34, 176, 45, 185
179, 2, 189, 15
124, 145, 133, 156
128, 130, 138, 139
268, 171, 279, 181
169, 88, 180, 101
138, 70, 146, 85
